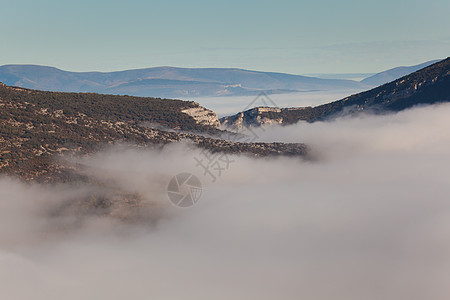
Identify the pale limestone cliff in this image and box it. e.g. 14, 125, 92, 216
182, 106, 220, 128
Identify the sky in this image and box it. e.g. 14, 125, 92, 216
1, 0, 450, 74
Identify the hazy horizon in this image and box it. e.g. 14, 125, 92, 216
0, 58, 445, 77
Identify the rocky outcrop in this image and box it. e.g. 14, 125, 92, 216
220, 106, 308, 128
182, 105, 220, 128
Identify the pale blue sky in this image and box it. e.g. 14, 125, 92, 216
1, 0, 449, 73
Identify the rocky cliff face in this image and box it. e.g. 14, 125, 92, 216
182, 106, 220, 128
220, 106, 308, 128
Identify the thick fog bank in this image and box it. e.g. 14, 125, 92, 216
1, 104, 450, 300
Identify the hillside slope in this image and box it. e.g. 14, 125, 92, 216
221, 58, 450, 127
0, 83, 307, 181
361, 59, 441, 86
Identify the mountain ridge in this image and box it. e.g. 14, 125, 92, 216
221, 58, 450, 128
0, 82, 308, 181
0, 65, 368, 98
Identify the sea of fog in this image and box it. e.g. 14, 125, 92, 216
1, 103, 450, 300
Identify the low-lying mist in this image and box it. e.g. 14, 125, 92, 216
1, 104, 450, 300
190, 89, 364, 117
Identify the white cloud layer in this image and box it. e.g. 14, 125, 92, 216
1, 104, 450, 300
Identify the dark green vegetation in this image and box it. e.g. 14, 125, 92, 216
0, 85, 212, 131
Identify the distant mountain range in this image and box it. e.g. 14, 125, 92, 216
304, 73, 375, 81
0, 60, 441, 99
0, 65, 370, 98
306, 60, 441, 86
221, 58, 450, 128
